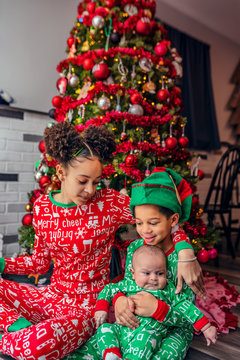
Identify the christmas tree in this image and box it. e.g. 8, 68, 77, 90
18, 0, 220, 263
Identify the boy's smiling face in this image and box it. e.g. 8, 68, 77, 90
134, 204, 179, 251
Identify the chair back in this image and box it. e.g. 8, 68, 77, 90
204, 146, 240, 212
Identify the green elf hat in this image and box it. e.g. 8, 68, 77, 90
130, 167, 192, 223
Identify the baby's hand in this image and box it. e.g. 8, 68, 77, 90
202, 324, 217, 346
94, 311, 108, 329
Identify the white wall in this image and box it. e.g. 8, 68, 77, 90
0, 0, 79, 112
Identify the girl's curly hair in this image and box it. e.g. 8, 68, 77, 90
44, 122, 116, 166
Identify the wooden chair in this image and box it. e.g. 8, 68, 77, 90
204, 146, 240, 258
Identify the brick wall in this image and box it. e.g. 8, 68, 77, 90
0, 106, 49, 256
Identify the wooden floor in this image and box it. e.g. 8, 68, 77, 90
186, 249, 240, 360
1, 241, 240, 360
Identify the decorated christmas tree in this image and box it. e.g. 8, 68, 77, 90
18, 0, 220, 262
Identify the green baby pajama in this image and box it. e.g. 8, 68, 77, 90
95, 278, 208, 360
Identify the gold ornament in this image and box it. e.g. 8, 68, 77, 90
25, 204, 32, 212
82, 40, 90, 52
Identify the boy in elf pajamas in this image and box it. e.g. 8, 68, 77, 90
94, 245, 216, 360
64, 167, 208, 360
0, 121, 200, 360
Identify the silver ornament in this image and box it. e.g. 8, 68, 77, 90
128, 104, 144, 116
97, 96, 111, 110
139, 57, 152, 72
92, 15, 104, 29
124, 4, 138, 16
34, 171, 42, 181
68, 75, 79, 87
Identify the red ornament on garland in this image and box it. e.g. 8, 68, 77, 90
67, 36, 75, 48
22, 213, 33, 226
125, 154, 138, 167
130, 93, 143, 104
198, 169, 205, 180
208, 248, 218, 259
154, 42, 168, 56
83, 58, 95, 70
105, 0, 115, 8
136, 17, 152, 36
178, 136, 189, 148
165, 137, 177, 149
92, 63, 109, 80
87, 2, 96, 13
39, 175, 51, 189
157, 89, 170, 102
38, 140, 45, 153
52, 96, 63, 108
197, 249, 209, 263
56, 77, 67, 95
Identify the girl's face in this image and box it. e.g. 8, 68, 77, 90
56, 157, 102, 205
134, 204, 179, 251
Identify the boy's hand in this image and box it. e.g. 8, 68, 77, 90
129, 291, 158, 317
94, 311, 108, 329
114, 295, 139, 330
202, 324, 218, 346
176, 249, 206, 298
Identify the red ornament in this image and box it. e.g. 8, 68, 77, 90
39, 175, 51, 189
56, 77, 67, 95
198, 169, 205, 180
197, 249, 209, 263
92, 63, 109, 80
125, 154, 138, 167
165, 137, 177, 149
121, 131, 127, 140
157, 89, 170, 102
191, 196, 199, 209
67, 36, 75, 48
136, 17, 152, 36
83, 58, 95, 70
87, 2, 96, 13
130, 93, 143, 104
105, 0, 115, 8
52, 96, 63, 108
178, 136, 189, 148
154, 42, 168, 56
208, 248, 218, 259
38, 140, 45, 153
22, 213, 33, 226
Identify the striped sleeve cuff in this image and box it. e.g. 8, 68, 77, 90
112, 292, 126, 307
95, 299, 109, 312
151, 299, 170, 322
194, 316, 209, 331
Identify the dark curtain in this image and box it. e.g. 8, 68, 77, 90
165, 24, 221, 150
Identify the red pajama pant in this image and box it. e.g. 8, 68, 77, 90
0, 278, 96, 359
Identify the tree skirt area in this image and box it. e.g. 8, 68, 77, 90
195, 272, 240, 334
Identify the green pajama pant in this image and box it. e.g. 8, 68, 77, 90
97, 318, 165, 360
63, 324, 192, 360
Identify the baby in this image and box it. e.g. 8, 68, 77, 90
95, 245, 217, 360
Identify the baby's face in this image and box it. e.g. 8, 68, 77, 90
131, 252, 167, 290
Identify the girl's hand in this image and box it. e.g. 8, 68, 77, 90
94, 311, 108, 329
129, 291, 158, 317
202, 324, 218, 346
176, 249, 206, 298
114, 296, 140, 330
